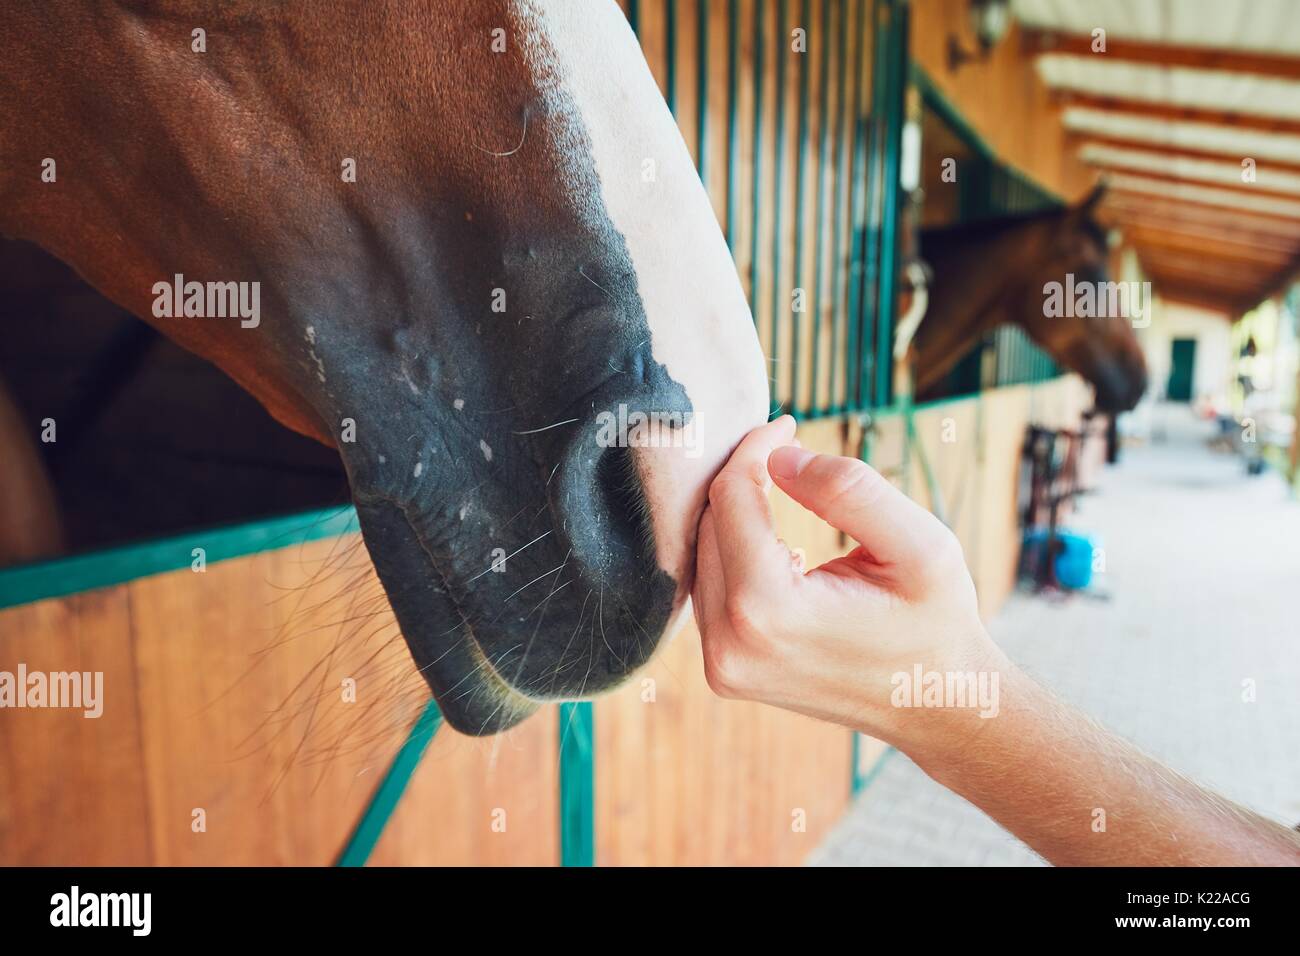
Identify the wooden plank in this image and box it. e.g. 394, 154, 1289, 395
1051, 92, 1300, 137
1109, 218, 1300, 260
1024, 30, 1300, 82
1148, 274, 1250, 315
126, 535, 420, 864
368, 706, 559, 866
1081, 160, 1300, 202
1153, 284, 1244, 316
1103, 194, 1300, 237
909, 5, 1095, 201
0, 588, 153, 865
1136, 252, 1269, 290
594, 623, 853, 866
1106, 178, 1300, 222
1075, 133, 1300, 176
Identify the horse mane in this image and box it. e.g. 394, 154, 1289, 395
920, 202, 1108, 253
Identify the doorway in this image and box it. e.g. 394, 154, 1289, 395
1168, 338, 1197, 402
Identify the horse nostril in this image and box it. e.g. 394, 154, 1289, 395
593, 444, 652, 561
549, 423, 657, 586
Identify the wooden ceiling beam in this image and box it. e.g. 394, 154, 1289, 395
1138, 247, 1269, 280
1124, 226, 1296, 266
1149, 283, 1244, 316
1106, 181, 1300, 222
1144, 260, 1263, 293
1109, 212, 1300, 251
1050, 92, 1300, 137
1071, 133, 1300, 176
1023, 30, 1300, 82
1138, 244, 1269, 280
1144, 269, 1254, 304
1083, 160, 1300, 201
1102, 194, 1300, 237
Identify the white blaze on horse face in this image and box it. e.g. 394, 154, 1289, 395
535, 1, 769, 616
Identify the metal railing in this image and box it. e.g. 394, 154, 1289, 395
628, 0, 909, 418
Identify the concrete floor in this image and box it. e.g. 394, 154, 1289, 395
810, 404, 1300, 866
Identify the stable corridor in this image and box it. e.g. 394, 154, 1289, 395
812, 404, 1300, 866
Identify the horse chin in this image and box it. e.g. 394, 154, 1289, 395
352, 467, 682, 735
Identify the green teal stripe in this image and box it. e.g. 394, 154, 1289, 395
810, 0, 833, 417
559, 701, 595, 867
843, 0, 869, 408
827, 0, 851, 410
790, 0, 813, 416
852, 741, 896, 795
874, 0, 907, 407
0, 505, 359, 610
336, 700, 443, 866
769, 0, 789, 412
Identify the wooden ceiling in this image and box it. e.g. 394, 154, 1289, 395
1013, 0, 1300, 318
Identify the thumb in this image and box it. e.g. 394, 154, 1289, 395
766, 445, 949, 575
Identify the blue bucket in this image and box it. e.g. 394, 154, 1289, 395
1023, 528, 1098, 590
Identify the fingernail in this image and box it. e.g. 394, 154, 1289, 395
769, 445, 814, 479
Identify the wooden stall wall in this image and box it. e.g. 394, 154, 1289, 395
910, 0, 1094, 202
0, 377, 1091, 867
0, 535, 558, 866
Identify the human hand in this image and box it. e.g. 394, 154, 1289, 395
691, 415, 1003, 748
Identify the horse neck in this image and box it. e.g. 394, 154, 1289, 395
1, 2, 754, 461
912, 215, 1058, 394
0, 1, 570, 445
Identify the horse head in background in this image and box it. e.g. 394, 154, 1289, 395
910, 185, 1148, 413
0, 1, 768, 733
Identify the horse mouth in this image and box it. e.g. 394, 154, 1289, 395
352, 442, 682, 736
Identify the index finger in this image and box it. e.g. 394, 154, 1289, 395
706, 415, 798, 596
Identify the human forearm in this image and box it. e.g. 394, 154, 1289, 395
897, 650, 1300, 867
694, 424, 1299, 868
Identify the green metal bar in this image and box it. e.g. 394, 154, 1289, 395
666, 0, 678, 115
852, 742, 897, 796
559, 701, 595, 867
749, 0, 765, 325
627, 0, 640, 35
770, 0, 790, 412
790, 0, 812, 416
827, 0, 851, 412
726, 0, 740, 249
0, 504, 359, 610
336, 700, 443, 866
696, 0, 709, 180
810, 0, 833, 417
843, 0, 869, 409
858, 0, 888, 409
874, 0, 907, 407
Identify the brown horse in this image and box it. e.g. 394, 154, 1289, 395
909, 187, 1148, 413
0, 1, 768, 734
